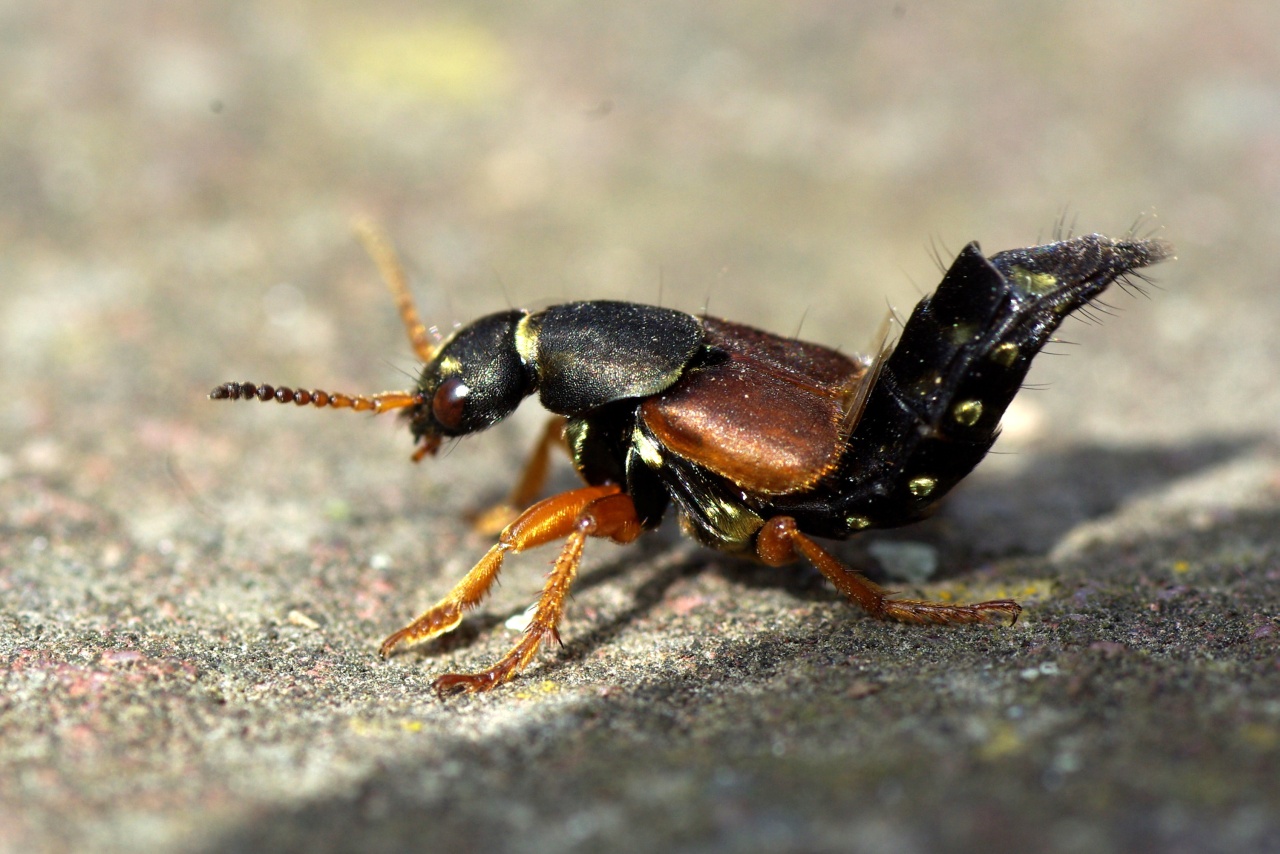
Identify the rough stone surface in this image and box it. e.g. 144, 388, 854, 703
2, 4, 1277, 853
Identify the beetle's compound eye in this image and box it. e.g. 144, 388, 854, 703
431, 377, 470, 430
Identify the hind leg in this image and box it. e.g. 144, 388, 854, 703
756, 516, 1021, 625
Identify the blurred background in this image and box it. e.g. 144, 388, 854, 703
2, 3, 1277, 852
7, 2, 1277, 456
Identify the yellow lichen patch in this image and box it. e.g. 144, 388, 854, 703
348, 717, 425, 737
922, 578, 1054, 606
348, 717, 377, 736
1011, 578, 1056, 601
979, 722, 1025, 760
324, 498, 351, 522
514, 680, 561, 700
326, 18, 512, 104
1239, 724, 1278, 750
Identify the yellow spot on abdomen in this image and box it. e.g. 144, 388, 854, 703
952, 400, 983, 427
1008, 266, 1059, 296
991, 342, 1020, 367
908, 476, 937, 497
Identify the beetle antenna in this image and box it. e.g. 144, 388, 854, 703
208, 381, 422, 414
353, 219, 438, 364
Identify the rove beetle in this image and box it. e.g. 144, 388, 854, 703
211, 224, 1171, 694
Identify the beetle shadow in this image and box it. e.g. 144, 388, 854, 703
928, 435, 1260, 560
539, 436, 1265, 658
195, 446, 1280, 854
385, 533, 698, 661
397, 435, 1259, 659
560, 538, 710, 660
702, 434, 1260, 601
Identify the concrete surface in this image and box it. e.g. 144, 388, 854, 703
1, 3, 1277, 853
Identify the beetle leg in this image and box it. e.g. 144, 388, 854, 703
431, 489, 644, 695
380, 483, 624, 658
756, 517, 1021, 625
471, 416, 569, 535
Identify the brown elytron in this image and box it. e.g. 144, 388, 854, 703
211, 226, 1172, 693
640, 318, 870, 495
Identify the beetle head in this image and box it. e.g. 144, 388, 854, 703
406, 309, 537, 459
208, 309, 537, 462
209, 226, 540, 462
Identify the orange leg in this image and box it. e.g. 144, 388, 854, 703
756, 516, 1021, 625
380, 484, 644, 694
471, 416, 568, 535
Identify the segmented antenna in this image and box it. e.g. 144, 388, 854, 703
208, 223, 449, 460
208, 381, 421, 414
353, 218, 438, 363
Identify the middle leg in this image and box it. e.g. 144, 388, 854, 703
471, 415, 568, 535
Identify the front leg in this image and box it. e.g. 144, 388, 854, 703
381, 484, 644, 694
380, 483, 622, 657
471, 416, 568, 536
